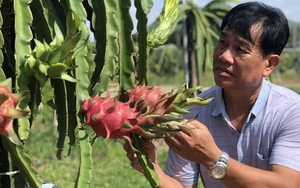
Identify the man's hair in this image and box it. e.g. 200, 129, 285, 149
221, 1, 289, 57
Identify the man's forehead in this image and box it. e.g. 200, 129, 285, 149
221, 29, 252, 44
221, 26, 261, 47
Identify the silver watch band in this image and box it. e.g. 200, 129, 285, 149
219, 151, 229, 164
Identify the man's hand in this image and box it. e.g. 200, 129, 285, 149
164, 120, 222, 168
123, 138, 158, 173
165, 120, 300, 188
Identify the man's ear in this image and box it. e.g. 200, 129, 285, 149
263, 54, 280, 77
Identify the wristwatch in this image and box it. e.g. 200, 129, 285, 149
208, 151, 229, 179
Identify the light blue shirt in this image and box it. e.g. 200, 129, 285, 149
164, 79, 300, 187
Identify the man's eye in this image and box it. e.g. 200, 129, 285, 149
218, 40, 226, 46
236, 47, 245, 52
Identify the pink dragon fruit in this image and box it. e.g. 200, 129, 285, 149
125, 85, 166, 112
82, 85, 213, 140
0, 78, 29, 145
126, 84, 213, 116
81, 95, 157, 140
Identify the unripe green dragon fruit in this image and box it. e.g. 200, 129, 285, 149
24, 18, 84, 87
82, 85, 213, 140
0, 78, 29, 145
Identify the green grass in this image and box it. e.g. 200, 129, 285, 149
147, 71, 186, 87
271, 69, 300, 94
147, 70, 215, 89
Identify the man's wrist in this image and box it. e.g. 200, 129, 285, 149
208, 151, 229, 179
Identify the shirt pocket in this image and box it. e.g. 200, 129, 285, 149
256, 153, 270, 169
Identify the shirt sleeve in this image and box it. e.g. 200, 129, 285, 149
164, 148, 200, 186
270, 104, 300, 172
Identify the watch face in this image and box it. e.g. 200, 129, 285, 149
211, 166, 226, 179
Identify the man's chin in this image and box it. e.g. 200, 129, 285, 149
215, 80, 235, 89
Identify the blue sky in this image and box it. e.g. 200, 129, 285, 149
139, 0, 300, 24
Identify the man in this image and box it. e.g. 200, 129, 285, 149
124, 1, 300, 187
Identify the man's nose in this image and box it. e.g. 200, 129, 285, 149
218, 48, 234, 64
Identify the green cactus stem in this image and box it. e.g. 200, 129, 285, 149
131, 134, 161, 188
73, 45, 91, 132
1, 135, 43, 188
14, 0, 33, 140
86, 0, 106, 96
69, 0, 93, 160
147, 0, 180, 48
52, 79, 69, 159
0, 137, 10, 187
117, 0, 135, 94
134, 0, 151, 85
90, 0, 120, 96
75, 128, 93, 188
140, 0, 154, 14
0, 0, 6, 81
68, 1, 90, 49
30, 0, 52, 42
40, 81, 55, 123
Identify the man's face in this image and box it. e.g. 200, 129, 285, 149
212, 26, 269, 91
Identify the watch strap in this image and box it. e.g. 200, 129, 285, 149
219, 151, 229, 164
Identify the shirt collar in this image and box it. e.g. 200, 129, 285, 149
212, 78, 270, 117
